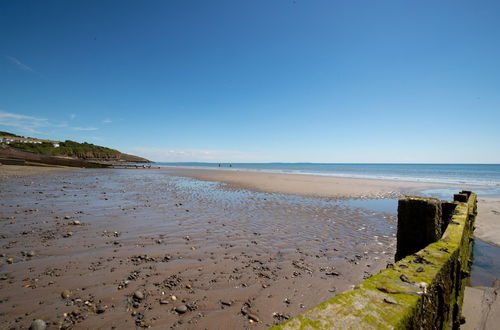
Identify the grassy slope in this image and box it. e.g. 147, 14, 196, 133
1, 131, 150, 162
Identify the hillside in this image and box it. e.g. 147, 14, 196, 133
0, 131, 19, 137
0, 131, 150, 164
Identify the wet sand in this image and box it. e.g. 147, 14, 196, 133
162, 167, 500, 246
0, 166, 398, 329
475, 197, 500, 247
0, 165, 75, 180
160, 167, 447, 199
1, 165, 498, 329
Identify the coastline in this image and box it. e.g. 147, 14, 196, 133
161, 166, 500, 247
0, 165, 498, 329
156, 163, 500, 188
160, 166, 461, 199
0, 164, 77, 180
0, 166, 396, 329
2, 164, 499, 246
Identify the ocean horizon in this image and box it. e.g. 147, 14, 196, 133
155, 162, 500, 189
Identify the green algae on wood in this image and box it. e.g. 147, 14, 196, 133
271, 192, 477, 330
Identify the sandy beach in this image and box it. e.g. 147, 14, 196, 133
0, 165, 75, 180
0, 165, 498, 329
474, 197, 500, 247
160, 167, 446, 199
162, 167, 500, 246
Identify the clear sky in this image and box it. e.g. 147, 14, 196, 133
1, 0, 499, 163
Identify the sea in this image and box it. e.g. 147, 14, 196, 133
156, 163, 500, 196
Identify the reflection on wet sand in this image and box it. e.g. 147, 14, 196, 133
0, 168, 397, 329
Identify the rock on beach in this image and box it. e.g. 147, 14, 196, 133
175, 304, 188, 314
29, 319, 47, 330
133, 290, 144, 301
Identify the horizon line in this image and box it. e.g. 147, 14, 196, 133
154, 161, 500, 165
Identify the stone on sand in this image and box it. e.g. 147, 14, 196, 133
29, 319, 47, 330
175, 304, 188, 314
133, 290, 144, 301
61, 289, 71, 299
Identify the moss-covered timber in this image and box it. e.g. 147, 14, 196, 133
271, 192, 477, 330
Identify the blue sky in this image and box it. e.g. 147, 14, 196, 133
1, 0, 499, 163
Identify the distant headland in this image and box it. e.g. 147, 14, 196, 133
0, 131, 150, 168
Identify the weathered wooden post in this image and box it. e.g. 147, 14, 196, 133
395, 196, 443, 261
271, 191, 477, 330
454, 192, 469, 202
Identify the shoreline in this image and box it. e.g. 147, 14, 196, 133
0, 166, 396, 329
161, 166, 500, 247
2, 165, 499, 247
156, 164, 500, 189
159, 166, 465, 199
0, 165, 498, 329
0, 164, 77, 180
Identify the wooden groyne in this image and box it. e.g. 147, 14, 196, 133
272, 191, 477, 329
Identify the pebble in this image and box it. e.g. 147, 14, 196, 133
96, 304, 106, 314
6, 257, 14, 264
29, 319, 47, 330
247, 313, 260, 322
27, 251, 36, 257
159, 299, 169, 304
133, 290, 144, 301
325, 271, 340, 276
61, 290, 71, 299
171, 295, 177, 301
175, 304, 188, 314
72, 220, 81, 225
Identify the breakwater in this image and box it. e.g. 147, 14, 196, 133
272, 191, 477, 329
